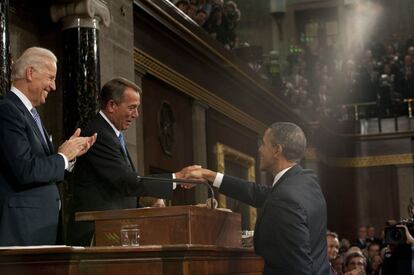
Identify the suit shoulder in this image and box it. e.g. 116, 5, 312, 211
275, 170, 321, 201
82, 115, 110, 136
0, 99, 25, 121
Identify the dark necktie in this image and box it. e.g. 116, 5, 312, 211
31, 108, 47, 144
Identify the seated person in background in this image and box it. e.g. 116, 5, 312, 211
327, 231, 340, 274
332, 256, 345, 275
140, 197, 166, 208
366, 226, 382, 246
344, 252, 367, 275
346, 246, 364, 256
367, 242, 381, 259
327, 231, 340, 260
353, 226, 368, 249
340, 238, 351, 254
369, 255, 382, 275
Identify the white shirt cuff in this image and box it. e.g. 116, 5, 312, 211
213, 172, 224, 188
172, 173, 177, 190
58, 153, 69, 170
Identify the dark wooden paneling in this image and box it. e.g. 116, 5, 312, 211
314, 123, 409, 240
142, 75, 193, 173
318, 165, 358, 238
319, 164, 400, 240
141, 75, 194, 204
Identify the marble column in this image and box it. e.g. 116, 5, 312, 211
0, 0, 9, 98
50, 0, 110, 138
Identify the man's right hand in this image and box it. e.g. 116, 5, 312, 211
185, 168, 217, 183
58, 128, 97, 161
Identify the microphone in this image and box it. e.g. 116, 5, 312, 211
136, 176, 216, 209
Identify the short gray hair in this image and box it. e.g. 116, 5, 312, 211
268, 122, 307, 162
11, 47, 57, 81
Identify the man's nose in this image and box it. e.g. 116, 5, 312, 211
50, 80, 56, 91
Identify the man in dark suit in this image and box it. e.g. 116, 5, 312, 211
187, 122, 330, 275
67, 77, 195, 246
353, 225, 367, 249
0, 47, 96, 246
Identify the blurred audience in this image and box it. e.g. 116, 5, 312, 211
172, 0, 240, 49
326, 229, 385, 275
262, 33, 414, 120
172, 1, 414, 121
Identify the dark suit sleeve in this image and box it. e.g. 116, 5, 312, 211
0, 103, 65, 186
219, 175, 270, 208
76, 130, 173, 199
261, 198, 312, 275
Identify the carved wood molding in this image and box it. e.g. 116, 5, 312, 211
305, 148, 414, 167
134, 48, 267, 134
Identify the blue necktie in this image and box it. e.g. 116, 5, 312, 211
118, 132, 127, 153
118, 132, 134, 170
31, 108, 47, 144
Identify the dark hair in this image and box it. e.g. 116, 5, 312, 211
268, 122, 307, 162
99, 77, 140, 109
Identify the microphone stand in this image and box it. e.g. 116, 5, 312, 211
136, 176, 216, 209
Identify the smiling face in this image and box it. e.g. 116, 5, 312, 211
108, 87, 140, 131
327, 235, 339, 260
27, 60, 57, 107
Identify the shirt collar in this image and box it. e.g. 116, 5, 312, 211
99, 110, 121, 137
10, 86, 33, 112
272, 166, 294, 187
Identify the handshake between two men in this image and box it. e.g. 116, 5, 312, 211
175, 166, 217, 188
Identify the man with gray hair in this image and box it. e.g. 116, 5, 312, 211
67, 77, 198, 246
0, 47, 96, 245
187, 122, 330, 275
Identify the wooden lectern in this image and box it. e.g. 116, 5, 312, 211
76, 206, 242, 247
0, 207, 265, 274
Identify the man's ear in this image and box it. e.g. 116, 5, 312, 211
26, 66, 34, 81
273, 144, 282, 157
106, 99, 117, 113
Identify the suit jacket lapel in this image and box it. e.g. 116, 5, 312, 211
6, 92, 51, 154
124, 147, 136, 172
271, 164, 302, 191
96, 113, 136, 172
43, 127, 54, 153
